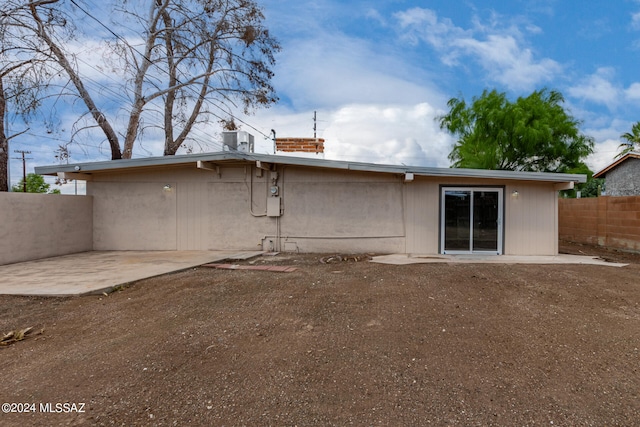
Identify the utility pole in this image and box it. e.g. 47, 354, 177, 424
13, 150, 31, 192
313, 111, 317, 140
270, 129, 277, 154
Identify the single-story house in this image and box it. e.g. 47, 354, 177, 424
593, 152, 640, 196
36, 149, 586, 256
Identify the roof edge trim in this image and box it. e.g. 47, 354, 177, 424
35, 151, 587, 183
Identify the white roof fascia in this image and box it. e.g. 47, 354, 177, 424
35, 151, 586, 184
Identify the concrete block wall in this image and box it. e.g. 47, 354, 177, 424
0, 193, 93, 265
605, 197, 640, 251
559, 196, 640, 252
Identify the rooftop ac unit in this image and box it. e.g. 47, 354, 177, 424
222, 131, 254, 153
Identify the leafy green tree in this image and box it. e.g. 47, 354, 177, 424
579, 177, 605, 198
12, 173, 60, 193
560, 168, 605, 198
438, 89, 594, 173
616, 121, 640, 158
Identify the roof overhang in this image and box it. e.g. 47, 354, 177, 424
35, 151, 587, 184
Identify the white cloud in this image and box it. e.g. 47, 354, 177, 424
632, 11, 640, 30
323, 103, 453, 167
365, 9, 387, 27
249, 103, 454, 168
566, 67, 621, 110
274, 34, 444, 109
247, 24, 458, 168
394, 7, 563, 91
625, 82, 640, 101
583, 119, 637, 172
588, 138, 622, 172
395, 8, 465, 49
452, 34, 562, 90
524, 24, 543, 35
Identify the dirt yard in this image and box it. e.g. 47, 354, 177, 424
1, 243, 639, 426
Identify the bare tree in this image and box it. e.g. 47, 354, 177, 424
0, 1, 62, 191
23, 0, 280, 160
0, 74, 33, 192
0, 78, 10, 192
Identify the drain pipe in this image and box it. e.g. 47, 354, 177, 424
275, 166, 283, 251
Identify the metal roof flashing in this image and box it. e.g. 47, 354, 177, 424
35, 151, 586, 184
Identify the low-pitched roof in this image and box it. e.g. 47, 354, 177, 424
35, 151, 587, 183
593, 152, 640, 178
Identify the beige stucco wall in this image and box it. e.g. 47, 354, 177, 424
90, 181, 178, 250
88, 165, 273, 251
404, 177, 559, 255
404, 180, 440, 254
0, 193, 93, 265
87, 165, 406, 253
503, 182, 558, 255
85, 162, 562, 255
274, 166, 406, 253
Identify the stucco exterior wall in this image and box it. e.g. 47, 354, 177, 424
604, 158, 640, 196
90, 181, 178, 250
0, 193, 93, 265
85, 163, 563, 255
276, 167, 405, 253
88, 166, 272, 251
87, 165, 406, 253
404, 180, 440, 254
403, 177, 559, 256
503, 182, 558, 255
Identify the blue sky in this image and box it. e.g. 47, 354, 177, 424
8, 0, 640, 191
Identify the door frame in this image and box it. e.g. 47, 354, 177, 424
439, 186, 504, 255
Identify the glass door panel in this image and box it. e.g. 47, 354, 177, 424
472, 191, 499, 251
444, 191, 471, 251
441, 188, 503, 254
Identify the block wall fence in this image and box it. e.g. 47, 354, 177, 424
559, 196, 640, 252
0, 193, 93, 265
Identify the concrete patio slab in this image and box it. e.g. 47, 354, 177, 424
0, 250, 263, 297
371, 253, 628, 267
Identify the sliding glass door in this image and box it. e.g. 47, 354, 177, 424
441, 188, 503, 254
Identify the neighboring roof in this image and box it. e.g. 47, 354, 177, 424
593, 152, 640, 178
35, 151, 587, 183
